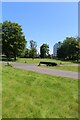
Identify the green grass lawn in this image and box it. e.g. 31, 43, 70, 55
2, 65, 78, 118
40, 65, 78, 72
0, 65, 2, 119
16, 58, 73, 65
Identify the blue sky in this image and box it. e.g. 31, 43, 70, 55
2, 2, 78, 54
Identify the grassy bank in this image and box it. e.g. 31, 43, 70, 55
2, 65, 78, 118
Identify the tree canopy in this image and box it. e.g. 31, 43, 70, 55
2, 21, 26, 60
0, 23, 2, 55
40, 43, 49, 58
57, 37, 80, 61
29, 40, 37, 59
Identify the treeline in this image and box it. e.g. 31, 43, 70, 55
0, 21, 50, 60
22, 42, 50, 59
0, 21, 80, 62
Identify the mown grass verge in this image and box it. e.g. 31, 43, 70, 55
2, 65, 78, 118
16, 58, 73, 65
0, 65, 2, 119
40, 65, 78, 72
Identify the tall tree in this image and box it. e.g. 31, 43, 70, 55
76, 37, 80, 62
29, 40, 37, 59
57, 37, 80, 61
0, 23, 2, 55
2, 21, 26, 60
40, 43, 49, 58
24, 48, 30, 58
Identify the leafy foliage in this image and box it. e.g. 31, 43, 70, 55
57, 37, 80, 61
0, 23, 2, 55
29, 40, 37, 59
24, 48, 30, 58
40, 43, 49, 58
2, 21, 26, 60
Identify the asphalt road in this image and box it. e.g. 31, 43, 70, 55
1, 61, 79, 79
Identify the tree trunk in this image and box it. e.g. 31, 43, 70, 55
14, 55, 16, 61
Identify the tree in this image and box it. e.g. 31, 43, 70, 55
76, 37, 80, 62
2, 21, 26, 60
0, 23, 2, 55
40, 43, 49, 58
57, 37, 80, 61
24, 48, 30, 58
29, 40, 37, 59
